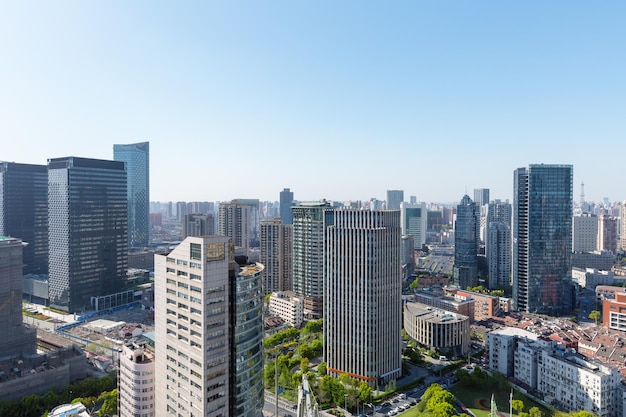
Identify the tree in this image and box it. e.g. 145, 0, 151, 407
409, 278, 419, 290
528, 406, 543, 417
318, 361, 327, 376
427, 390, 455, 411
357, 381, 372, 403
511, 399, 524, 415
588, 310, 601, 325
432, 402, 457, 417
571, 411, 597, 417
20, 394, 42, 417
300, 357, 310, 373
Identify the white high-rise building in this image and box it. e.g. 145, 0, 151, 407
155, 236, 264, 417
573, 213, 598, 253
260, 218, 293, 293
486, 200, 512, 289
400, 202, 428, 250
324, 210, 402, 387
119, 341, 155, 417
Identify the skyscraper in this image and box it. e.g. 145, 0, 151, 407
0, 237, 36, 357
572, 213, 598, 253
113, 142, 149, 247
400, 202, 428, 250
183, 213, 215, 238
218, 201, 250, 253
292, 201, 334, 318
486, 200, 511, 289
473, 188, 490, 207
279, 188, 294, 225
386, 190, 404, 210
597, 214, 618, 254
154, 236, 264, 417
0, 162, 48, 275
48, 157, 128, 313
454, 195, 479, 289
325, 210, 402, 387
513, 164, 573, 315
260, 218, 293, 293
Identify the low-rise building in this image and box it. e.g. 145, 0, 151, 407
603, 291, 626, 332
413, 289, 475, 322
268, 291, 304, 328
572, 267, 615, 289
447, 288, 500, 321
404, 302, 469, 357
486, 327, 537, 377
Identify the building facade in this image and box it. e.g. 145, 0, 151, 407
324, 210, 402, 387
279, 188, 294, 225
292, 201, 334, 318
386, 190, 404, 210
404, 302, 470, 357
572, 213, 598, 253
119, 341, 155, 417
513, 164, 574, 315
597, 214, 618, 254
184, 213, 215, 238
114, 142, 150, 247
0, 162, 48, 275
154, 236, 264, 417
485, 199, 511, 289
454, 195, 479, 289
473, 188, 490, 207
48, 157, 128, 313
400, 202, 428, 250
260, 218, 293, 293
268, 291, 303, 328
218, 201, 250, 253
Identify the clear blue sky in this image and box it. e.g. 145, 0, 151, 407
1, 1, 625, 204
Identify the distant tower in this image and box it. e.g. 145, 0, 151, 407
183, 213, 215, 238
260, 218, 293, 293
513, 164, 573, 315
292, 201, 333, 318
572, 213, 598, 253
48, 157, 128, 313
580, 181, 585, 206
279, 188, 294, 225
454, 195, 480, 289
386, 190, 404, 210
400, 202, 427, 250
598, 214, 618, 254
0, 237, 36, 357
114, 142, 150, 247
218, 201, 250, 253
325, 210, 402, 387
486, 200, 512, 289
0, 162, 48, 275
473, 188, 490, 207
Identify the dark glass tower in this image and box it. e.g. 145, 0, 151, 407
513, 164, 573, 315
454, 195, 480, 288
114, 142, 150, 247
48, 157, 128, 313
279, 188, 294, 225
0, 162, 48, 275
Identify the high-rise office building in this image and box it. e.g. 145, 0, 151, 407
0, 162, 48, 275
279, 188, 294, 225
218, 201, 250, 253
454, 195, 479, 289
292, 201, 334, 318
184, 213, 215, 238
473, 188, 490, 207
386, 190, 404, 210
119, 341, 155, 417
114, 142, 149, 247
597, 214, 618, 254
572, 213, 598, 253
154, 236, 264, 417
400, 202, 428, 250
0, 237, 36, 357
260, 218, 293, 293
325, 210, 402, 387
486, 200, 511, 289
48, 157, 128, 313
231, 199, 260, 248
513, 164, 573, 315
620, 201, 626, 252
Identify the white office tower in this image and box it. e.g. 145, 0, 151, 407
119, 341, 155, 417
485, 200, 512, 289
572, 213, 598, 253
400, 202, 428, 250
155, 236, 264, 417
324, 210, 402, 387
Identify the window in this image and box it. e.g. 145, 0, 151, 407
190, 243, 202, 261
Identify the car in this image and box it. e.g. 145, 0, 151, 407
382, 401, 391, 407
392, 399, 399, 403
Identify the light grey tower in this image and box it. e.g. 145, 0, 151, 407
0, 162, 48, 275
473, 188, 490, 207
324, 210, 402, 387
486, 200, 512, 289
155, 236, 264, 417
218, 201, 250, 253
400, 202, 428, 250
260, 218, 293, 293
454, 195, 479, 289
513, 164, 573, 315
292, 201, 334, 318
48, 157, 128, 313
386, 190, 404, 210
114, 142, 150, 247
279, 188, 294, 225
183, 213, 215, 238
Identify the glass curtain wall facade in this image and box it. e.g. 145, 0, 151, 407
48, 157, 128, 313
0, 162, 48, 275
114, 142, 150, 247
513, 164, 573, 314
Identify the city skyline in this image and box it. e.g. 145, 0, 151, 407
2, 2, 626, 203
